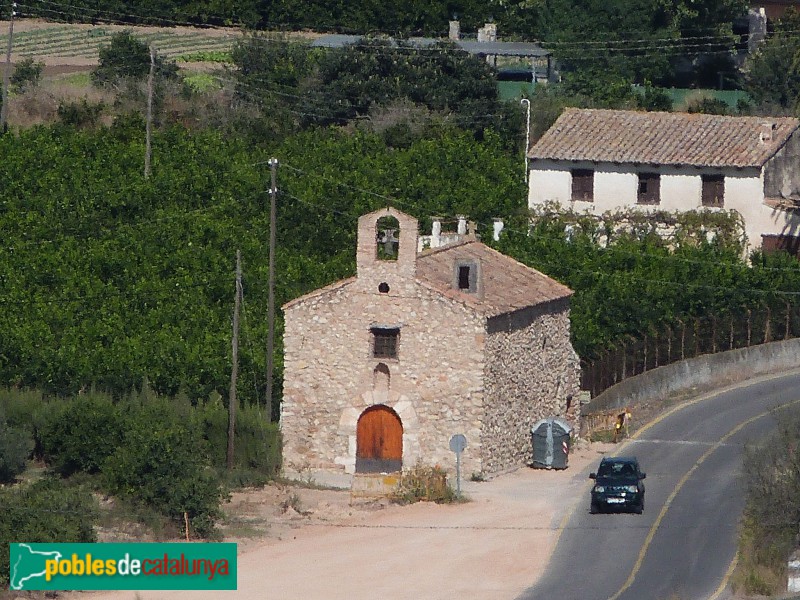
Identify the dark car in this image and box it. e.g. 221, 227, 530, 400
589, 456, 646, 514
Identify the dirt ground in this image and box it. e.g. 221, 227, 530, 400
60, 440, 611, 600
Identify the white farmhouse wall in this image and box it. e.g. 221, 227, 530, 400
528, 163, 571, 206
529, 161, 800, 249
594, 169, 639, 211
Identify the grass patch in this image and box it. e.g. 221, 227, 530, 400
52, 71, 93, 88
183, 72, 223, 94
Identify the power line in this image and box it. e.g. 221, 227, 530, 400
277, 165, 800, 293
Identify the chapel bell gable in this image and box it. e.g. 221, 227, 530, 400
356, 208, 418, 284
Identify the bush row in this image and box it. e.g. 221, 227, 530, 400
0, 386, 281, 539
0, 479, 97, 588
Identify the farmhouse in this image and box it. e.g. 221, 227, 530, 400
527, 108, 800, 254
280, 207, 580, 477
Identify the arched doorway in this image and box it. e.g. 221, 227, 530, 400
356, 405, 403, 473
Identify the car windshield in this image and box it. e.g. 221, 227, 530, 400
598, 461, 636, 478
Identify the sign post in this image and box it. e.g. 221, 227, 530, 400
449, 434, 467, 498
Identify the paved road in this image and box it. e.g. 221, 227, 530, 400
522, 370, 800, 600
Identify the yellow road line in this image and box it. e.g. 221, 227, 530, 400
543, 368, 800, 596
709, 552, 739, 600
606, 397, 800, 600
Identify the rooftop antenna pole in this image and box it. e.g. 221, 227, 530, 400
520, 98, 531, 183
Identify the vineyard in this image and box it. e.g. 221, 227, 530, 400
0, 19, 268, 64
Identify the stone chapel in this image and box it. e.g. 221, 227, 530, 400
280, 207, 581, 477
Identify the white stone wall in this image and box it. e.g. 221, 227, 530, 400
482, 300, 581, 473
528, 160, 800, 250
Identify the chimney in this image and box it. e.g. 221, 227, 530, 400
760, 122, 776, 144
477, 22, 497, 43
492, 218, 504, 241
431, 216, 442, 247
448, 20, 460, 41
457, 215, 467, 235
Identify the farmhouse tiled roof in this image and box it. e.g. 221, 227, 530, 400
527, 108, 800, 168
416, 241, 572, 317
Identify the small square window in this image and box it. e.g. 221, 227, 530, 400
454, 261, 479, 293
571, 169, 594, 201
458, 266, 471, 290
372, 327, 399, 359
701, 174, 724, 207
637, 173, 660, 205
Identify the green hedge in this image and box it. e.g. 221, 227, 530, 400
0, 479, 97, 588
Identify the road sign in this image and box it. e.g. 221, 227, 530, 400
449, 434, 467, 497
449, 434, 467, 453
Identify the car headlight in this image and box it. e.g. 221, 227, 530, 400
625, 485, 638, 493
594, 486, 605, 493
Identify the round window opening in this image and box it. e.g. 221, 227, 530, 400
378, 282, 390, 294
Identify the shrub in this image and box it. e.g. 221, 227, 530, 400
11, 57, 44, 93
103, 399, 227, 538
686, 97, 730, 115
57, 98, 106, 128
38, 394, 123, 476
0, 478, 97, 587
0, 417, 33, 483
92, 30, 178, 87
393, 464, 457, 504
0, 388, 43, 432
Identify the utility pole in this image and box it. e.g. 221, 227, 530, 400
266, 158, 278, 422
227, 250, 242, 470
520, 98, 531, 183
1, 2, 17, 134
144, 44, 155, 178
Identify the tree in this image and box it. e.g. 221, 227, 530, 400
92, 30, 178, 87
744, 9, 800, 112
537, 0, 747, 99
11, 58, 44, 93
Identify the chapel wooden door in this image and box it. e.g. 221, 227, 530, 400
356, 405, 403, 473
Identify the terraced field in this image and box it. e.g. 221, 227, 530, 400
0, 19, 277, 65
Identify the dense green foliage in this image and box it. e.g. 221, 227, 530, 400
0, 121, 524, 408
11, 58, 44, 94
497, 210, 800, 358
38, 394, 124, 476
231, 36, 523, 145
0, 479, 98, 587
0, 386, 280, 539
103, 397, 227, 538
24, 0, 767, 106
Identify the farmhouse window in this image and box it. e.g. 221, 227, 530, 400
637, 173, 660, 205
701, 175, 724, 207
372, 327, 399, 359
571, 169, 594, 201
